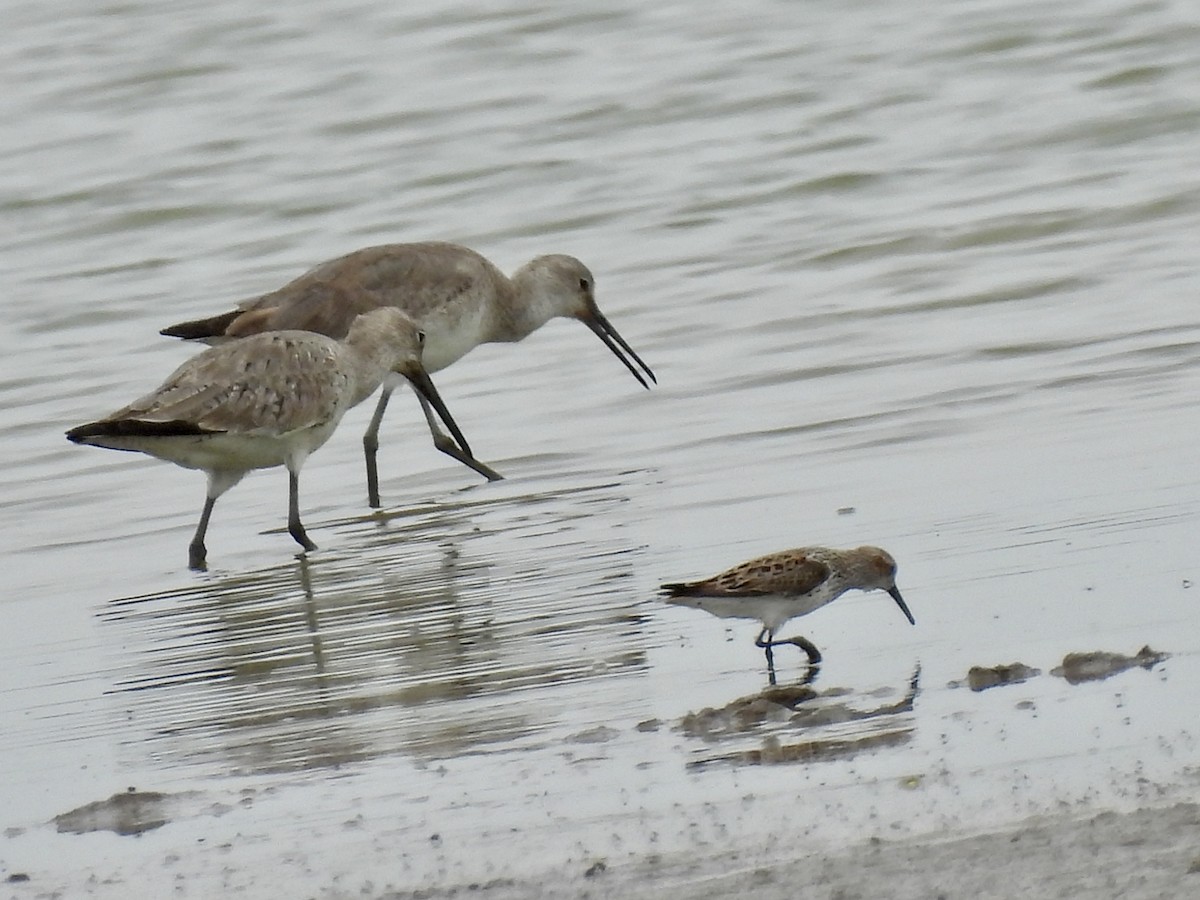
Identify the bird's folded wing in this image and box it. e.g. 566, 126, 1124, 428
711, 553, 831, 596
111, 336, 348, 434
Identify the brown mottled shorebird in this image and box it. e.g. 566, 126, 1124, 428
160, 242, 656, 507
67, 308, 469, 570
662, 546, 914, 681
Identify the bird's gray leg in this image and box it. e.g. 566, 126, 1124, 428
414, 390, 504, 482
287, 469, 317, 553
189, 496, 216, 571
362, 385, 394, 508
190, 470, 245, 571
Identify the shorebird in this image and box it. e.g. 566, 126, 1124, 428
661, 546, 914, 682
160, 242, 657, 507
67, 307, 469, 570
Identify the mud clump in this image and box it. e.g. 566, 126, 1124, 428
966, 662, 1041, 692
54, 788, 173, 836
679, 694, 796, 738
1052, 645, 1168, 685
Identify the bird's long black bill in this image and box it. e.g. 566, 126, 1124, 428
584, 308, 656, 389
406, 369, 474, 459
889, 586, 916, 625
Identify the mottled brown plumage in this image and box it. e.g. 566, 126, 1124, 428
662, 546, 914, 679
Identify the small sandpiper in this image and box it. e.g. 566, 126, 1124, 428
661, 546, 914, 681
68, 307, 468, 570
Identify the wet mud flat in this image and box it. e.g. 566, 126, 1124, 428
459, 801, 1200, 900
23, 796, 1194, 899
8, 636, 1192, 900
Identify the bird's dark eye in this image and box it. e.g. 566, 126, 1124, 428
417, 330, 426, 345
579, 278, 590, 291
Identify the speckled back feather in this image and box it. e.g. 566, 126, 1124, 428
663, 549, 833, 598
106, 332, 350, 436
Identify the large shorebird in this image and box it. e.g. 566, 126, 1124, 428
160, 242, 656, 507
68, 307, 468, 570
662, 546, 914, 682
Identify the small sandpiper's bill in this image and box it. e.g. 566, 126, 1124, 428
661, 546, 914, 680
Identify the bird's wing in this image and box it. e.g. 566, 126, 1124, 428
227, 243, 500, 334
162, 243, 506, 342
705, 551, 831, 596
112, 333, 350, 434
226, 282, 379, 340
348, 243, 490, 310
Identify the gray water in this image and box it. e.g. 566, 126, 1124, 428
3, 0, 1200, 895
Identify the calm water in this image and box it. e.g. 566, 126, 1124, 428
4, 0, 1200, 894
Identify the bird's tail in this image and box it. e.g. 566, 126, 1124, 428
159, 310, 241, 341
67, 419, 209, 444
660, 581, 702, 598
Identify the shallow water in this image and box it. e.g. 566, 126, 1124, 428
3, 0, 1200, 894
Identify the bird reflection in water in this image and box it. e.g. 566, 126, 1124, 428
679, 664, 921, 770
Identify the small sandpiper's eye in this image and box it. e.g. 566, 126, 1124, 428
579, 278, 591, 292
417, 330, 426, 345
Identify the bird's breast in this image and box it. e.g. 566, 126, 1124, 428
417, 303, 494, 372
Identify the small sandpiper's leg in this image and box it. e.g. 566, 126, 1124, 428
362, 385, 394, 508
755, 628, 821, 682
415, 391, 504, 482
755, 627, 779, 685
287, 470, 317, 553
785, 635, 822, 665
189, 496, 217, 571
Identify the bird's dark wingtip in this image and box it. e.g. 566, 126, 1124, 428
67, 419, 213, 441
159, 309, 241, 340
660, 582, 696, 597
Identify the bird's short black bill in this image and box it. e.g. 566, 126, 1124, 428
407, 370, 473, 459
584, 307, 657, 389
888, 586, 916, 625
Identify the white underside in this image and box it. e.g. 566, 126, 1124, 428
667, 589, 842, 632
418, 302, 493, 373
79, 425, 335, 473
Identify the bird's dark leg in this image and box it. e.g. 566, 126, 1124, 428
287, 470, 317, 553
415, 392, 504, 482
189, 495, 216, 571
362, 385, 394, 508
755, 628, 822, 682
797, 662, 821, 688
785, 635, 823, 665
755, 627, 778, 685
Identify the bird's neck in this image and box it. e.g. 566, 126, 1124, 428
491, 267, 564, 343
341, 330, 405, 408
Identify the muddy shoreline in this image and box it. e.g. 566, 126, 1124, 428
381, 801, 1200, 900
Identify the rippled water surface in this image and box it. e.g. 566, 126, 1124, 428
4, 0, 1200, 895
